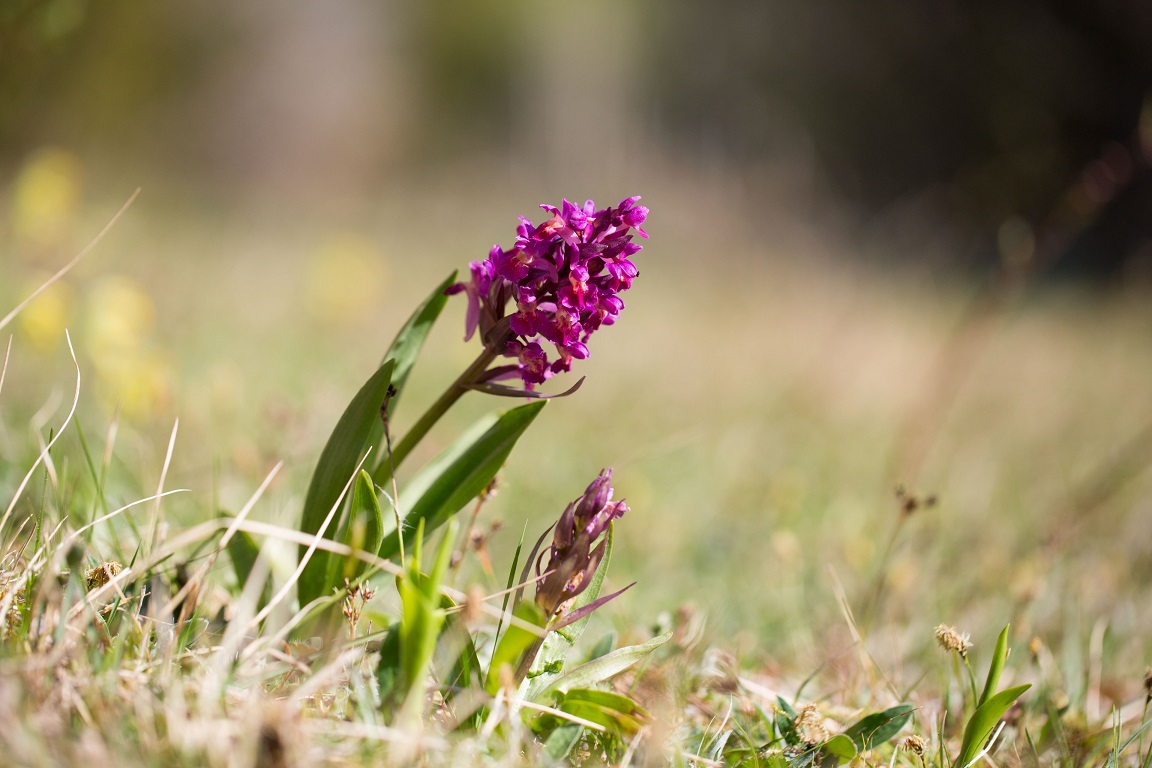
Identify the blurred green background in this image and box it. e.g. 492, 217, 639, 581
2, 0, 1152, 699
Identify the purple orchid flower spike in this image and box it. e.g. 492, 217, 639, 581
535, 468, 631, 623
447, 196, 649, 389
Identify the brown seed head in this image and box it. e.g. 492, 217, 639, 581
796, 704, 828, 744
935, 624, 973, 657
903, 735, 926, 755
84, 562, 123, 591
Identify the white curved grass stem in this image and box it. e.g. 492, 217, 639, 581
1, 332, 82, 534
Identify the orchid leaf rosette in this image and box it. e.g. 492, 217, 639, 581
447, 196, 649, 390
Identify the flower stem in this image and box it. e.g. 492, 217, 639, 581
373, 346, 500, 486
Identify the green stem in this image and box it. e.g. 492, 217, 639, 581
373, 345, 501, 486
962, 655, 980, 709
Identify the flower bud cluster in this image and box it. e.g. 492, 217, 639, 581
535, 469, 628, 618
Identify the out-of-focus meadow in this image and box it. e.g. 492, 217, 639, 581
4, 0, 1152, 754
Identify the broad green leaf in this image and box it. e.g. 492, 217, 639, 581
979, 625, 1011, 707
776, 696, 799, 744
539, 631, 672, 696
822, 734, 858, 761
555, 688, 650, 735
366, 272, 456, 475
524, 525, 615, 698
375, 621, 402, 705
377, 271, 456, 418
325, 470, 385, 592
379, 400, 546, 561
298, 360, 395, 607
348, 469, 386, 570
544, 724, 584, 760
841, 704, 915, 751
226, 530, 261, 590
777, 696, 799, 719
487, 601, 547, 695
954, 684, 1030, 767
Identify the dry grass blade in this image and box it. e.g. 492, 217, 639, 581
247, 449, 372, 629
145, 418, 180, 556
155, 462, 283, 621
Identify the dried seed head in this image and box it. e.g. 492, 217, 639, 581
1144, 667, 1152, 700
935, 624, 973, 657
903, 735, 926, 755
84, 562, 123, 591
796, 704, 828, 744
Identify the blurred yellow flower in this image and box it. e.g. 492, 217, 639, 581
85, 275, 155, 357
83, 276, 169, 420
11, 147, 84, 251
17, 276, 75, 351
91, 348, 172, 421
303, 233, 387, 326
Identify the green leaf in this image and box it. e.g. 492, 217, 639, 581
979, 625, 1011, 708
346, 470, 386, 579
366, 272, 456, 476
322, 470, 386, 596
538, 631, 672, 696
588, 632, 616, 661
298, 359, 395, 607
493, 522, 526, 651
544, 724, 584, 761
377, 271, 456, 419
954, 684, 1030, 767
226, 530, 261, 590
841, 704, 915, 752
397, 520, 457, 706
554, 688, 651, 735
374, 621, 402, 706
822, 734, 858, 762
379, 400, 546, 561
442, 609, 484, 696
